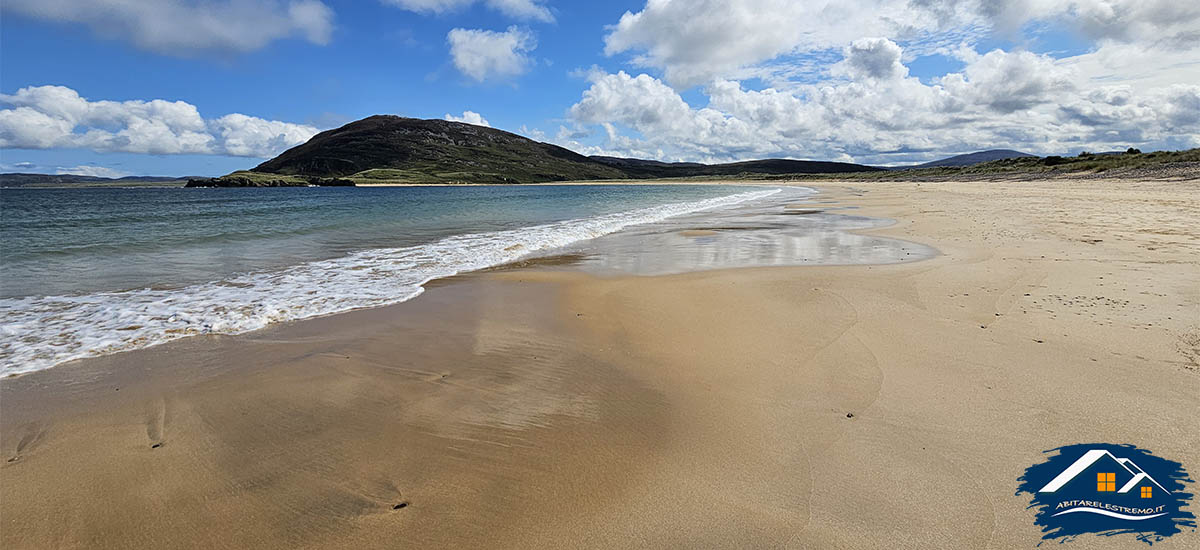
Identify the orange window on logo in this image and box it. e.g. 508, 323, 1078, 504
1141, 487, 1152, 498
1097, 472, 1116, 492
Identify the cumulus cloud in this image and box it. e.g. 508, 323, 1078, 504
3, 0, 334, 57
568, 41, 1200, 164
604, 0, 1200, 88
0, 86, 318, 158
382, 0, 553, 22
569, 0, 1200, 162
920, 0, 1200, 46
834, 38, 908, 81
56, 165, 129, 178
940, 49, 1074, 113
447, 26, 537, 82
1158, 85, 1200, 130
604, 0, 943, 87
444, 110, 492, 126
570, 71, 762, 158
571, 72, 696, 131
210, 114, 321, 157
383, 0, 472, 12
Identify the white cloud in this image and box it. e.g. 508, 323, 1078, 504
568, 41, 1200, 165
0, 85, 319, 158
940, 49, 1075, 113
570, 72, 695, 131
604, 0, 944, 87
384, 0, 472, 12
939, 0, 1200, 46
382, 0, 553, 22
3, 0, 334, 57
55, 165, 129, 178
570, 71, 762, 159
834, 38, 908, 81
573, 0, 1200, 163
444, 110, 491, 126
210, 113, 321, 157
604, 0, 1200, 88
447, 26, 537, 82
1158, 85, 1200, 131
486, 0, 553, 22
517, 125, 548, 141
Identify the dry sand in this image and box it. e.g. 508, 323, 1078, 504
2, 180, 1198, 549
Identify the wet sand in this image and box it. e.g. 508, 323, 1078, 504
2, 180, 1198, 549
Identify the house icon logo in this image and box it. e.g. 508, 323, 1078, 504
1017, 444, 1195, 544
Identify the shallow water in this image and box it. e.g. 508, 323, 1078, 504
547, 186, 938, 275
0, 184, 934, 374
1, 185, 759, 298
0, 184, 770, 373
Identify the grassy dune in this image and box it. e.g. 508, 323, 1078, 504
345, 148, 1200, 185
769, 148, 1200, 182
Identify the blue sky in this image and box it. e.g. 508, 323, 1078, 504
2, 1, 1198, 176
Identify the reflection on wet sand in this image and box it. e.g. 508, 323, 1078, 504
543, 186, 937, 275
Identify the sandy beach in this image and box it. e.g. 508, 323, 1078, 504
2, 180, 1197, 548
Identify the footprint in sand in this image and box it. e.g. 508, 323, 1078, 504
145, 398, 169, 449
363, 478, 411, 512
7, 421, 48, 463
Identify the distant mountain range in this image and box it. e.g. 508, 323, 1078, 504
4, 115, 1171, 187
0, 173, 191, 188
901, 149, 1036, 169
235, 115, 883, 185
587, 155, 888, 179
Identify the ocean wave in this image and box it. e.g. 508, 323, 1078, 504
0, 188, 781, 374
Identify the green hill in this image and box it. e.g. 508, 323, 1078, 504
242, 115, 881, 184
252, 115, 629, 183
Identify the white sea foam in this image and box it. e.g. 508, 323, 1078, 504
0, 188, 781, 374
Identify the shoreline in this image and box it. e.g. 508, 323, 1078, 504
10, 163, 1198, 191
1, 183, 936, 378
2, 180, 1197, 548
0, 184, 783, 376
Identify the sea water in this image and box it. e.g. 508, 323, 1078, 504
0, 184, 779, 374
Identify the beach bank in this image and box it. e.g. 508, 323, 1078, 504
2, 180, 1197, 549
